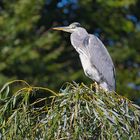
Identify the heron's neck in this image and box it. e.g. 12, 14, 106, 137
70, 28, 88, 48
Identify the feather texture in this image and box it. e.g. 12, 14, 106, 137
70, 27, 116, 91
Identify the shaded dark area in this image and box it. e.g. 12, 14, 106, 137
0, 0, 140, 103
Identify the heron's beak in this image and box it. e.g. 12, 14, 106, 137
52, 26, 72, 33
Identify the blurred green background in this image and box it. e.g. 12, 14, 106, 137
0, 0, 140, 103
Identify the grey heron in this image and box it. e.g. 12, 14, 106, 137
52, 22, 116, 92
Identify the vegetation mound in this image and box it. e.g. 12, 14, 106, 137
0, 80, 140, 139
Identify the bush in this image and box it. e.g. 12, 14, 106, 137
0, 80, 140, 139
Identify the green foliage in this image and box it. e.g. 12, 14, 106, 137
0, 81, 140, 139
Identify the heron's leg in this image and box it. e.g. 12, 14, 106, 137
92, 82, 100, 92
93, 82, 109, 92
95, 82, 100, 92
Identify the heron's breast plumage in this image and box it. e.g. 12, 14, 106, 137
71, 28, 101, 82
78, 49, 100, 82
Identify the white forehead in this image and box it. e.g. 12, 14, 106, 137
69, 22, 81, 27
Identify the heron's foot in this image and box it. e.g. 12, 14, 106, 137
92, 82, 100, 92
92, 82, 108, 93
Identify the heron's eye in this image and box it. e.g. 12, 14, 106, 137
69, 22, 81, 28
71, 25, 76, 29
70, 24, 76, 29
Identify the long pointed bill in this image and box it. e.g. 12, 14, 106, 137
52, 26, 71, 33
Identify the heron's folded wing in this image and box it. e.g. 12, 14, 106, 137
86, 35, 115, 88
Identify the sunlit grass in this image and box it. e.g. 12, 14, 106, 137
0, 80, 140, 139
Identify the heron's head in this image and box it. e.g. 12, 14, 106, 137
52, 22, 81, 33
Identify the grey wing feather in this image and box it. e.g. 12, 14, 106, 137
87, 34, 116, 89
